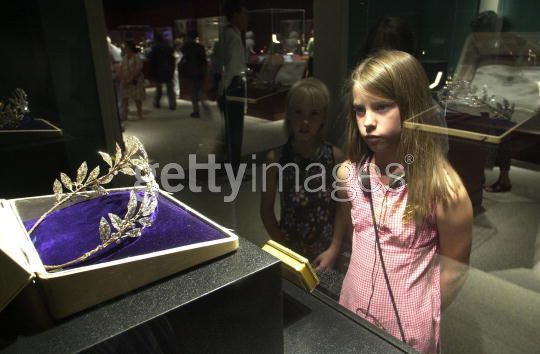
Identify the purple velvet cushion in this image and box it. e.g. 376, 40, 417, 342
24, 191, 228, 269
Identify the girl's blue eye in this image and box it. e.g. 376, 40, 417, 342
352, 106, 365, 117
375, 103, 394, 112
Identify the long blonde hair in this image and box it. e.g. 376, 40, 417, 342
345, 50, 461, 220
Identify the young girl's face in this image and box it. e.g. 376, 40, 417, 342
290, 97, 325, 142
352, 86, 402, 154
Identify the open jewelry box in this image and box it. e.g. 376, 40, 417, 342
0, 187, 239, 323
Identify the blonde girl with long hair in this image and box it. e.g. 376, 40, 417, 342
336, 50, 472, 353
260, 78, 345, 271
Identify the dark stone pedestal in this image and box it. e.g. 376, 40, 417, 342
2, 238, 415, 354
1, 239, 283, 354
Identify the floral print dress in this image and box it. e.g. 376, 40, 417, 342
278, 140, 336, 261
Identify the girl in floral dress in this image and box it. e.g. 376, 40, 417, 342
260, 78, 346, 272
336, 50, 472, 353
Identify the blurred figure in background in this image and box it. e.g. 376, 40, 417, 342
107, 36, 122, 63
284, 31, 300, 54
173, 35, 184, 98
107, 36, 123, 120
306, 28, 315, 77
178, 30, 208, 118
219, 0, 248, 175
361, 17, 417, 60
245, 31, 256, 59
209, 39, 223, 101
119, 41, 145, 121
149, 32, 176, 110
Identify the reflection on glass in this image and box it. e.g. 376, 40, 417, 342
5, 0, 536, 352
260, 77, 343, 270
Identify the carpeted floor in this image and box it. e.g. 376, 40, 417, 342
471, 193, 540, 271
124, 91, 287, 169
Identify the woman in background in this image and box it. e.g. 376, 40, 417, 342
119, 41, 145, 121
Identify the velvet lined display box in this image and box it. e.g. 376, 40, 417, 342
0, 188, 239, 323
0, 118, 62, 145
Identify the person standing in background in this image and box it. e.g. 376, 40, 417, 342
360, 17, 417, 60
173, 36, 184, 99
107, 36, 123, 63
284, 31, 300, 54
119, 41, 145, 121
178, 30, 208, 118
245, 30, 256, 61
306, 28, 315, 77
209, 39, 223, 101
149, 32, 176, 110
107, 36, 123, 123
219, 0, 248, 176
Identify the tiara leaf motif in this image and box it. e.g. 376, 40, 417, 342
27, 136, 159, 271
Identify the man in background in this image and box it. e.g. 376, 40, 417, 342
173, 35, 184, 99
178, 30, 208, 118
149, 32, 176, 110
219, 0, 248, 176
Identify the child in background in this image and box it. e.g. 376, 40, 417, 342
336, 50, 472, 353
260, 78, 346, 272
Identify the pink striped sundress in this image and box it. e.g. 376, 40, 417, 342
339, 161, 441, 354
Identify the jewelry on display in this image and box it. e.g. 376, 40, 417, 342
0, 88, 29, 129
27, 136, 159, 271
437, 78, 515, 120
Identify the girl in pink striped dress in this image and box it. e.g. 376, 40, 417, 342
335, 50, 472, 353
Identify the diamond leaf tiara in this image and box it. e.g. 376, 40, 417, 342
27, 136, 159, 271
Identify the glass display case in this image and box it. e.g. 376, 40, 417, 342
247, 8, 306, 55
416, 32, 540, 211
0, 1, 121, 200
175, 16, 222, 53
216, 9, 309, 122
245, 9, 308, 93
2, 1, 540, 353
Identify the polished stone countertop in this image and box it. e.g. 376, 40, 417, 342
2, 238, 279, 354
